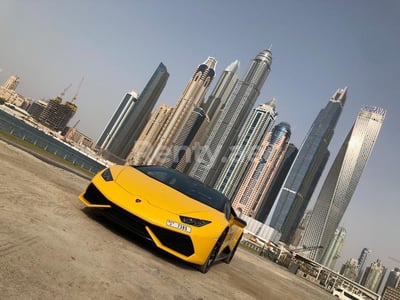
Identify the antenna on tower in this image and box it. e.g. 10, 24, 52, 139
71, 77, 84, 103
268, 44, 273, 50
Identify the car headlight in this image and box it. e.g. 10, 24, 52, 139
101, 168, 113, 181
180, 216, 211, 227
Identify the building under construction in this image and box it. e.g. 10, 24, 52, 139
38, 96, 77, 132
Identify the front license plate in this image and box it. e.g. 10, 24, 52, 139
166, 220, 191, 233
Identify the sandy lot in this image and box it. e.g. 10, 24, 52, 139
0, 140, 335, 300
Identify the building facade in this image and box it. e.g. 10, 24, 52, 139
319, 226, 346, 270
126, 103, 172, 165
232, 122, 291, 218
102, 62, 169, 163
340, 258, 360, 282
146, 57, 216, 166
361, 259, 387, 293
268, 87, 347, 244
188, 48, 273, 186
97, 91, 139, 151
300, 106, 386, 262
214, 100, 277, 199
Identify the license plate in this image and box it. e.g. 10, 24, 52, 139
166, 220, 191, 233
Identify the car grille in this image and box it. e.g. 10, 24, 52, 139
83, 183, 195, 257
84, 183, 109, 205
149, 225, 194, 256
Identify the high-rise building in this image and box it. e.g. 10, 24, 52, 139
232, 122, 291, 217
340, 258, 360, 282
256, 143, 298, 224
126, 103, 172, 165
357, 248, 372, 282
2, 75, 20, 90
146, 57, 216, 166
101, 62, 169, 163
382, 285, 400, 300
97, 91, 139, 151
268, 87, 347, 244
214, 100, 277, 199
189, 48, 273, 186
319, 226, 346, 269
384, 268, 400, 290
175, 60, 240, 173
300, 106, 386, 262
361, 259, 387, 293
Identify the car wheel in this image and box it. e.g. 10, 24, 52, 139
223, 233, 242, 264
197, 230, 227, 273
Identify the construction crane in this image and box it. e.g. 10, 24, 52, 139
59, 83, 72, 98
70, 77, 84, 103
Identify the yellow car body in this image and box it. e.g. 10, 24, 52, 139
78, 165, 246, 273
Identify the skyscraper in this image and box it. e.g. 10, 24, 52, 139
232, 122, 291, 217
2, 75, 20, 90
300, 106, 386, 262
101, 62, 169, 163
319, 226, 346, 269
269, 87, 347, 244
126, 103, 173, 165
256, 143, 298, 224
97, 91, 139, 151
189, 48, 273, 186
175, 60, 239, 173
361, 259, 387, 293
340, 258, 360, 281
146, 57, 216, 166
214, 100, 277, 199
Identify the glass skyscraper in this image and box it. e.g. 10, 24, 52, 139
269, 87, 347, 243
101, 62, 169, 163
214, 99, 277, 199
189, 48, 273, 186
300, 106, 386, 262
146, 57, 216, 166
232, 122, 291, 218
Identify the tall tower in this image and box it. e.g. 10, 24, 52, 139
2, 75, 20, 90
357, 248, 372, 282
97, 91, 139, 151
269, 87, 347, 244
189, 48, 273, 186
256, 143, 298, 223
361, 259, 387, 293
319, 226, 346, 269
340, 258, 360, 281
214, 99, 277, 199
126, 103, 173, 165
146, 57, 216, 165
232, 122, 291, 217
300, 106, 386, 262
102, 62, 169, 163
175, 60, 240, 173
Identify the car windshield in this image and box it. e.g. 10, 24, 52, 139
134, 165, 227, 212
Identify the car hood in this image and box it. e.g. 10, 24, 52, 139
114, 167, 221, 216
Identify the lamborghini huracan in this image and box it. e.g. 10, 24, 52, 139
78, 165, 246, 273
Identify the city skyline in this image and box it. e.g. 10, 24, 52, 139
1, 0, 399, 274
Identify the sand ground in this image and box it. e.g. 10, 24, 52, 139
0, 139, 335, 300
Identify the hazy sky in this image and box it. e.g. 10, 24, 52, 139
1, 0, 399, 273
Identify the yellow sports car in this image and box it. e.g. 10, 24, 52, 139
78, 165, 246, 273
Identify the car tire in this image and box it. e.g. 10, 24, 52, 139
197, 229, 227, 273
223, 233, 242, 264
